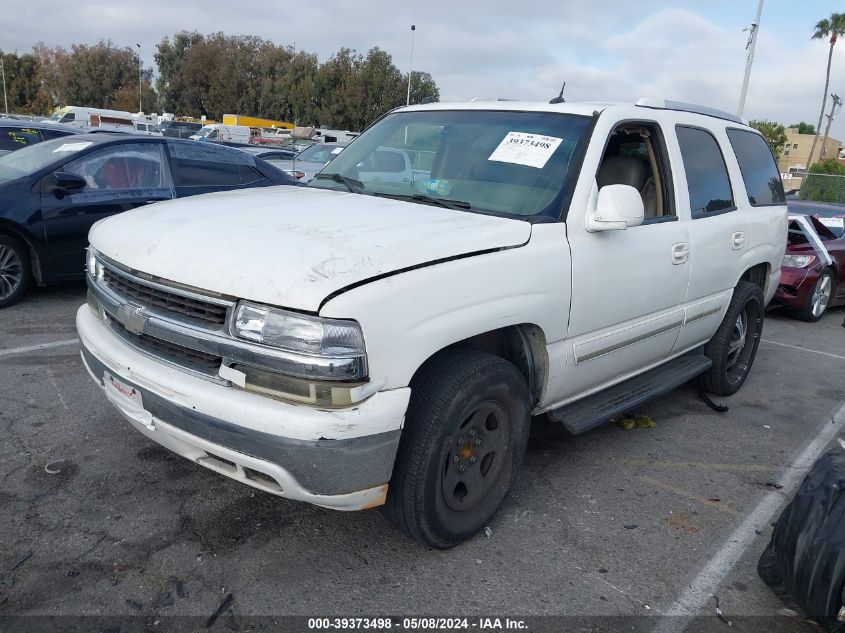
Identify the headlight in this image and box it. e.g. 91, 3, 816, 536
232, 301, 365, 358
86, 247, 103, 280
782, 254, 816, 269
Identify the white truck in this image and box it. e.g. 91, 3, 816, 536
189, 124, 253, 144
78, 99, 787, 547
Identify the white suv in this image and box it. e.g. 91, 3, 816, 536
78, 99, 787, 547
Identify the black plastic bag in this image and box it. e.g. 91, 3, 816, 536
758, 446, 845, 631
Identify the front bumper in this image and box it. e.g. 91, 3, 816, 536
773, 266, 816, 310
77, 304, 410, 510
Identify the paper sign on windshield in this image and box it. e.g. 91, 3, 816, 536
488, 132, 563, 169
52, 142, 93, 153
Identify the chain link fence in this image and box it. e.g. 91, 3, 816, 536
795, 172, 845, 204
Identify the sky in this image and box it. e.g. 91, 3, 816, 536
2, 1, 844, 138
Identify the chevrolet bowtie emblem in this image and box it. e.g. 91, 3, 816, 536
117, 304, 147, 335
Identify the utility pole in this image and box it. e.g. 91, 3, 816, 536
136, 43, 142, 113
819, 93, 842, 160
738, 0, 764, 117
406, 25, 415, 106
1, 58, 8, 116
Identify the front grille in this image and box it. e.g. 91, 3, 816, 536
107, 317, 222, 374
103, 267, 228, 325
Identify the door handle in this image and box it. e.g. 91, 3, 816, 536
732, 231, 746, 250
671, 242, 689, 265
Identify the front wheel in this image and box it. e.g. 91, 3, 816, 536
795, 270, 834, 322
383, 350, 530, 548
698, 280, 764, 396
0, 234, 30, 309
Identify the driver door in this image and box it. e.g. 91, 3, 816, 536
40, 142, 174, 280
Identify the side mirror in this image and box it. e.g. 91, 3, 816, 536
48, 171, 87, 196
586, 184, 644, 232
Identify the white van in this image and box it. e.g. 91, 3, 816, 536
190, 124, 251, 144
44, 106, 136, 129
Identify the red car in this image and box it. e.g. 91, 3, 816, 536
774, 201, 845, 321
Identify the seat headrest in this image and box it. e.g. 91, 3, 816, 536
597, 156, 647, 190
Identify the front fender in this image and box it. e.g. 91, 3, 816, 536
320, 223, 571, 391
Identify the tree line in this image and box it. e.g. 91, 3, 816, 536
0, 33, 439, 131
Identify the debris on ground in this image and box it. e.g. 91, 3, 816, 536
10, 551, 32, 571
614, 413, 656, 430
699, 390, 730, 413
44, 459, 66, 475
125, 599, 143, 610
713, 595, 732, 626
65, 569, 78, 577
158, 590, 174, 607
765, 481, 784, 490
205, 592, 234, 628
483, 526, 493, 539
623, 524, 638, 530
777, 608, 799, 617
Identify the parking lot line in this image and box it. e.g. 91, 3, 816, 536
761, 338, 845, 361
651, 399, 845, 632
0, 338, 79, 357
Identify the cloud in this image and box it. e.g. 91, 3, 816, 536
1, 0, 843, 138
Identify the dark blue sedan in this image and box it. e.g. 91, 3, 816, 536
0, 134, 295, 307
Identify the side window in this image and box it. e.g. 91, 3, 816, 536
60, 113, 75, 123
0, 127, 42, 151
726, 129, 785, 206
676, 126, 734, 216
40, 128, 74, 141
596, 122, 675, 220
167, 141, 247, 187
63, 143, 171, 191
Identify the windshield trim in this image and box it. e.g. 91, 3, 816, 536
311, 108, 598, 224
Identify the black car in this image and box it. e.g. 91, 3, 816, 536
0, 120, 80, 154
158, 120, 203, 139
0, 133, 295, 307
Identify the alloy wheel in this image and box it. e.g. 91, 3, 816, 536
811, 275, 832, 318
0, 244, 23, 301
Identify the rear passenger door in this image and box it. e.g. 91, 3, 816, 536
672, 126, 749, 352
166, 141, 269, 197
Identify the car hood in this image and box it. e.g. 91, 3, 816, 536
89, 186, 531, 312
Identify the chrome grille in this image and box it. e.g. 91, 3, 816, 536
103, 266, 228, 325
107, 317, 222, 374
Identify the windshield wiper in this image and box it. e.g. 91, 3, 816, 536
312, 172, 367, 194
409, 193, 472, 210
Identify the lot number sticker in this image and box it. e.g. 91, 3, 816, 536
488, 132, 563, 169
52, 141, 93, 153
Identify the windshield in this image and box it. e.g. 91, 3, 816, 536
789, 201, 845, 237
0, 136, 93, 183
308, 109, 591, 219
297, 144, 344, 164
195, 126, 216, 138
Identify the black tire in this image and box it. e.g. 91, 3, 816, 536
794, 269, 834, 322
0, 234, 30, 309
383, 349, 531, 548
698, 280, 764, 396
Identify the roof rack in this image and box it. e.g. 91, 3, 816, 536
635, 98, 746, 124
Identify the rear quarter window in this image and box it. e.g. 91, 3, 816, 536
726, 129, 785, 206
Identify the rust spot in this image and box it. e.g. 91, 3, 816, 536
360, 484, 389, 510
665, 512, 699, 534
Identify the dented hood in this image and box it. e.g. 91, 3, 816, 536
89, 186, 531, 312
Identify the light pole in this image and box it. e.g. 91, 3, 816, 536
136, 43, 142, 113
737, 0, 764, 117
406, 25, 415, 106
1, 58, 8, 116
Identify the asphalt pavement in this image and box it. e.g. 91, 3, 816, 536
1, 283, 843, 632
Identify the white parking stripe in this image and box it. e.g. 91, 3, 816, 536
0, 338, 79, 357
761, 338, 845, 361
651, 400, 845, 632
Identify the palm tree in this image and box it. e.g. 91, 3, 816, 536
806, 13, 845, 172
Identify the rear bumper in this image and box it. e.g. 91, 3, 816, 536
77, 304, 409, 510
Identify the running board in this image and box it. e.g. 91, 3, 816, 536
545, 350, 712, 435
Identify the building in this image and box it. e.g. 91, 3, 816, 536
777, 127, 842, 187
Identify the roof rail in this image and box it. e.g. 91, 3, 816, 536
635, 98, 746, 124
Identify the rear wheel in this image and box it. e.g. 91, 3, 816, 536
698, 280, 764, 396
794, 270, 834, 322
0, 235, 30, 309
383, 350, 530, 548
